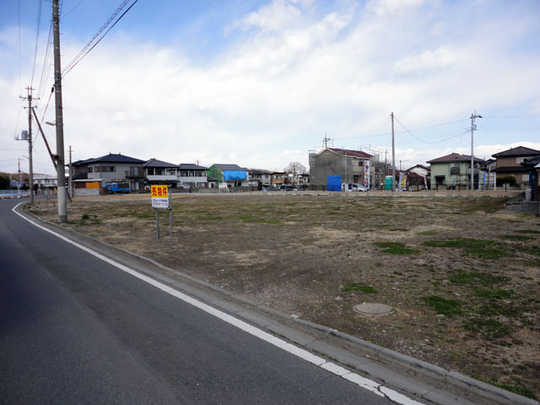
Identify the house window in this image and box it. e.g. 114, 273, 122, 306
450, 166, 460, 175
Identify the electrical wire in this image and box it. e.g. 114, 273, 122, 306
395, 116, 469, 145
62, 0, 138, 78
30, 0, 43, 88
38, 20, 53, 99
62, 0, 85, 17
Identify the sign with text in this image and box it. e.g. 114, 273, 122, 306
151, 185, 170, 209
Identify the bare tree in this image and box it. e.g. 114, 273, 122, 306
284, 162, 307, 184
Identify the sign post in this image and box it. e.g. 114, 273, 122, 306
151, 184, 171, 240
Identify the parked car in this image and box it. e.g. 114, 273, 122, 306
345, 183, 369, 192
105, 182, 130, 193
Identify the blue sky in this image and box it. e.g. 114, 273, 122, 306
1, 0, 539, 174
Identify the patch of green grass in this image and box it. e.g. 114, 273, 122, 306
419, 230, 438, 236
448, 271, 508, 285
475, 288, 514, 299
374, 242, 419, 255
78, 213, 102, 225
198, 215, 223, 221
81, 213, 90, 220
464, 246, 511, 260
500, 234, 534, 241
389, 228, 408, 232
423, 295, 463, 316
523, 246, 540, 257
238, 215, 281, 225
464, 319, 511, 339
475, 303, 519, 318
342, 282, 377, 294
515, 229, 540, 234
423, 238, 494, 248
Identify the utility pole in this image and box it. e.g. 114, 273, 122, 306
20, 87, 38, 204
391, 112, 396, 192
17, 158, 22, 197
68, 145, 73, 197
470, 113, 482, 191
53, 0, 67, 222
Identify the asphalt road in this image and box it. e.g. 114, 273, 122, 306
0, 199, 394, 405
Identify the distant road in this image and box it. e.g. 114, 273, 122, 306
0, 199, 393, 404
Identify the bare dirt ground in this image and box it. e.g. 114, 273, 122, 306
28, 191, 540, 399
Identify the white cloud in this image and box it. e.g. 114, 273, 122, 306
395, 47, 457, 73
1, 1, 539, 175
366, 0, 425, 16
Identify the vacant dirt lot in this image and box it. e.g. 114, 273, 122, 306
29, 192, 540, 399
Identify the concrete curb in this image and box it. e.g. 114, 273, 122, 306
17, 203, 538, 405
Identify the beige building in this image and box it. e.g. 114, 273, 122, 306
492, 146, 540, 186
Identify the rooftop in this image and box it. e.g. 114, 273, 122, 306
178, 163, 207, 170
212, 164, 247, 171
427, 153, 485, 164
492, 146, 540, 158
328, 147, 373, 159
143, 158, 178, 168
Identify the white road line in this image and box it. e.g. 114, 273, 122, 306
12, 202, 424, 405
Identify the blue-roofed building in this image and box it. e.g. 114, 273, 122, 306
207, 164, 248, 188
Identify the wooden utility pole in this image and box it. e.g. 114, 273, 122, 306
470, 113, 482, 191
69, 145, 73, 197
391, 112, 396, 192
53, 0, 67, 222
20, 87, 38, 204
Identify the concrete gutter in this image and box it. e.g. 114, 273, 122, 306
17, 204, 538, 405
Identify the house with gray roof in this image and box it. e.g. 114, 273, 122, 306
492, 146, 540, 186
178, 163, 208, 188
144, 159, 179, 186
77, 153, 146, 191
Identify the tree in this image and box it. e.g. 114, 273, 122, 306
284, 162, 307, 185
0, 173, 10, 190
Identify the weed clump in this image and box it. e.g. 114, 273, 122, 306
423, 295, 463, 316
343, 282, 377, 293
464, 318, 510, 339
374, 242, 418, 255
449, 271, 508, 285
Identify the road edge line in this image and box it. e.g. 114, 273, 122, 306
12, 202, 428, 405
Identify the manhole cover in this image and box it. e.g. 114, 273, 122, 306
353, 303, 393, 316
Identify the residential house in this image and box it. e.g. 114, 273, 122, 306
74, 153, 146, 191
404, 164, 429, 191
492, 146, 540, 187
271, 171, 287, 187
248, 169, 272, 188
178, 163, 208, 188
33, 173, 57, 189
297, 173, 310, 186
207, 164, 248, 187
309, 147, 373, 188
144, 159, 179, 187
522, 156, 540, 201
427, 153, 485, 190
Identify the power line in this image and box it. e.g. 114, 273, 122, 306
62, 0, 138, 78
30, 0, 43, 87
38, 20, 53, 99
62, 0, 85, 17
